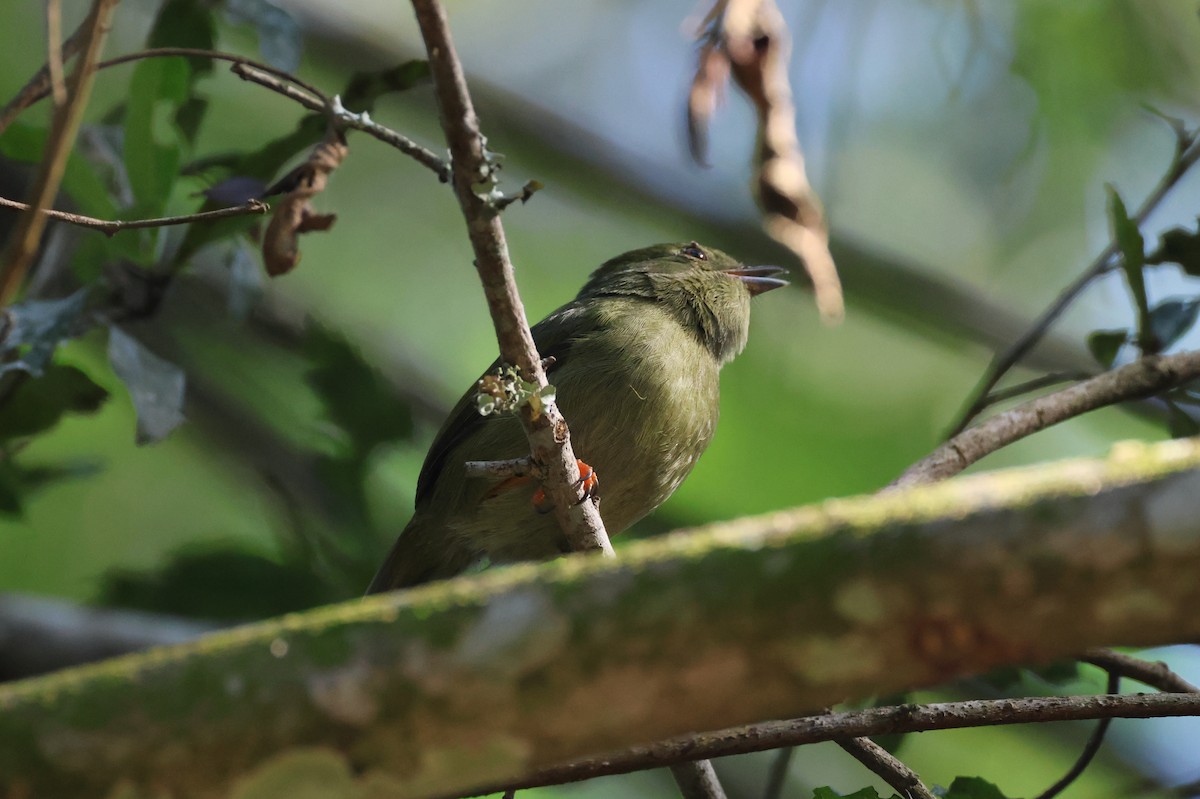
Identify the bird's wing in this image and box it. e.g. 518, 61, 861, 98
413, 301, 591, 506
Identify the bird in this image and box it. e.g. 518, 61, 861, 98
367, 241, 786, 592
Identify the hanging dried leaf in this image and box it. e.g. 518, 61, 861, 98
262, 128, 347, 277
688, 0, 844, 322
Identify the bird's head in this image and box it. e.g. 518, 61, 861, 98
577, 241, 787, 364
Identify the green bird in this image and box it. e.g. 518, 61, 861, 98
367, 241, 786, 592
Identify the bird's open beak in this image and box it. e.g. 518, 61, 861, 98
725, 265, 788, 297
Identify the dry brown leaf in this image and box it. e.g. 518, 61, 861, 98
687, 0, 844, 323
262, 128, 348, 277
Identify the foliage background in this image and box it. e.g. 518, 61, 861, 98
1, 0, 1199, 796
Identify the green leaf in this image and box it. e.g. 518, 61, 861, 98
226, 239, 264, 321
1086, 329, 1128, 367
305, 326, 415, 455
343, 61, 432, 112
0, 365, 108, 442
0, 457, 102, 518
1165, 401, 1200, 439
224, 0, 303, 72
0, 288, 93, 376
107, 327, 186, 445
123, 57, 191, 213
149, 0, 217, 69
99, 546, 334, 622
1148, 297, 1200, 350
1026, 659, 1080, 686
1107, 185, 1154, 351
939, 776, 1012, 799
813, 788, 896, 799
1147, 220, 1200, 276
0, 121, 117, 219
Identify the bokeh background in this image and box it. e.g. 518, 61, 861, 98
2, 1, 1200, 796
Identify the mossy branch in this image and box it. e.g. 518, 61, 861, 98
5, 438, 1200, 797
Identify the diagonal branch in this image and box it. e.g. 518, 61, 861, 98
0, 0, 120, 304
892, 349, 1200, 488
837, 737, 935, 799
948, 132, 1200, 436
408, 0, 611, 556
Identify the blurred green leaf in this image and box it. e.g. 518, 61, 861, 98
223, 0, 303, 72
1148, 219, 1200, 276
0, 365, 108, 442
343, 61, 432, 112
107, 327, 186, 445
305, 326, 415, 454
149, 0, 216, 74
0, 121, 118, 219
1148, 297, 1200, 350
99, 546, 334, 621
1107, 185, 1154, 351
1086, 329, 1127, 368
226, 239, 264, 321
0, 458, 101, 518
175, 116, 324, 262
0, 288, 92, 376
1026, 659, 1080, 686
939, 776, 1012, 799
813, 788, 896, 799
1165, 400, 1200, 439
124, 58, 190, 213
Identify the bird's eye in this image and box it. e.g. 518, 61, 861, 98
681, 242, 707, 261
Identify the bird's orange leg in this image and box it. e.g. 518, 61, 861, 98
532, 459, 599, 514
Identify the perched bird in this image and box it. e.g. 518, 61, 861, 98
367, 241, 786, 592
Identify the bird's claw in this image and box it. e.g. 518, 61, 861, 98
532, 459, 599, 514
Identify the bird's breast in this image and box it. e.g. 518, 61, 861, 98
556, 306, 721, 533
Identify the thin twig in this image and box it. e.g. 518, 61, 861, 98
5, 41, 450, 182
0, 195, 268, 236
461, 693, 1200, 797
1032, 671, 1120, 799
0, 4, 87, 133
230, 63, 450, 181
948, 133, 1200, 437
892, 349, 1200, 488
409, 0, 612, 557
97, 47, 327, 101
981, 371, 1094, 406
762, 747, 793, 799
0, 0, 120, 305
670, 761, 728, 799
45, 0, 67, 107
837, 737, 935, 799
1082, 648, 1200, 693
463, 456, 535, 479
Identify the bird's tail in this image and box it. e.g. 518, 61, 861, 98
365, 518, 471, 594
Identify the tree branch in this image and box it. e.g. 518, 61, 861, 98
837, 736, 935, 799
474, 693, 1200, 797
1081, 647, 1200, 693
892, 349, 1200, 488
409, 0, 612, 556
948, 131, 1200, 436
1032, 670, 1120, 799
0, 594, 218, 682
0, 0, 120, 304
7, 437, 1200, 795
2, 45, 450, 182
0, 3, 88, 132
0, 196, 268, 236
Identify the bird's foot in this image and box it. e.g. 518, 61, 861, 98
532, 459, 599, 514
